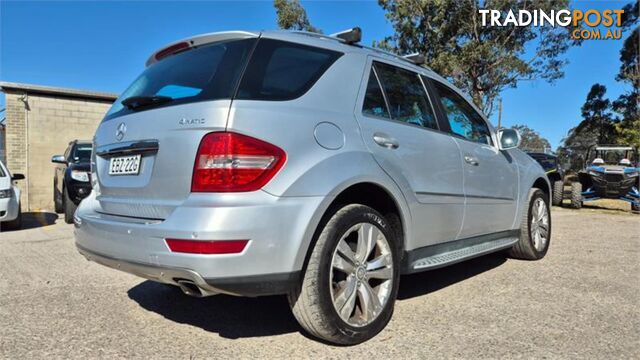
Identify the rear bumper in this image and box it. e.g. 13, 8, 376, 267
76, 244, 299, 296
74, 191, 325, 296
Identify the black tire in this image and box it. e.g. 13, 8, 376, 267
288, 204, 401, 345
63, 188, 77, 224
509, 188, 551, 260
54, 181, 63, 214
570, 182, 582, 209
632, 202, 640, 213
552, 180, 564, 206
1, 204, 22, 231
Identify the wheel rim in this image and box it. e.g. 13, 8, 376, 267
530, 198, 549, 251
329, 222, 394, 327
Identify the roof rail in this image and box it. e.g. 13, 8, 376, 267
403, 53, 425, 65
329, 27, 362, 44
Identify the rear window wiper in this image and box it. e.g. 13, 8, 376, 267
121, 95, 173, 110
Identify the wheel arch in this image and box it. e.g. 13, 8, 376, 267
294, 178, 412, 274
533, 176, 550, 195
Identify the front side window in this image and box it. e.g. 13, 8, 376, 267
373, 62, 438, 130
362, 68, 390, 118
433, 82, 492, 145
237, 39, 343, 101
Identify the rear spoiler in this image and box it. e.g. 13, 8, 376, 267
145, 31, 259, 67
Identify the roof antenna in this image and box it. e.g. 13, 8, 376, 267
330, 27, 362, 44
403, 53, 425, 65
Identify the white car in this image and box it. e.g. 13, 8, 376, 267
0, 160, 24, 230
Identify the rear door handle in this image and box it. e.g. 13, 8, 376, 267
464, 155, 479, 166
373, 133, 399, 149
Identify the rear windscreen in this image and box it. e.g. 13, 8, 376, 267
104, 38, 257, 121
104, 37, 342, 121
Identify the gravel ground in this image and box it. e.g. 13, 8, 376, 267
1, 206, 638, 359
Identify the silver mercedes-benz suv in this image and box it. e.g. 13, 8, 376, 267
75, 28, 551, 345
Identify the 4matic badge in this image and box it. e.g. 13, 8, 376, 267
179, 118, 205, 125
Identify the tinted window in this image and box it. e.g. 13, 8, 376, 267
104, 38, 257, 121
362, 68, 390, 118
434, 82, 492, 145
373, 62, 438, 130
237, 39, 342, 101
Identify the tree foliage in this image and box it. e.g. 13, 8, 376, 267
557, 2, 639, 166
557, 84, 618, 170
375, 0, 579, 116
512, 124, 551, 153
273, 0, 321, 33
613, 2, 639, 149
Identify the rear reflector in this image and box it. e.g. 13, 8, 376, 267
191, 132, 286, 192
165, 239, 249, 254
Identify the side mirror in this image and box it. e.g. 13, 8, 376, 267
498, 128, 520, 150
11, 173, 25, 181
51, 155, 67, 164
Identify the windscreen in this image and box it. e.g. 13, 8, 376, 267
103, 38, 257, 121
72, 144, 93, 163
592, 149, 637, 166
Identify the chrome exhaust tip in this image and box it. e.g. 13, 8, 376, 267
176, 279, 203, 298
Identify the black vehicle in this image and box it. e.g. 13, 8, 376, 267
528, 152, 564, 206
570, 145, 640, 212
52, 140, 93, 223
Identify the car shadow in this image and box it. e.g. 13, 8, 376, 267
1, 212, 58, 231
397, 252, 507, 300
127, 281, 300, 339
127, 252, 507, 339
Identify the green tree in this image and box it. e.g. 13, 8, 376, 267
512, 124, 551, 153
375, 0, 580, 116
557, 84, 617, 170
273, 0, 321, 33
612, 2, 639, 148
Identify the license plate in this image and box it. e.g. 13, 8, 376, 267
109, 155, 141, 176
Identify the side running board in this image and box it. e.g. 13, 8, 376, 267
411, 237, 518, 271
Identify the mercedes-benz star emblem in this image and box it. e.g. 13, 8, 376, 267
115, 122, 127, 141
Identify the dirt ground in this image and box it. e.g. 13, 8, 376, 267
0, 204, 638, 358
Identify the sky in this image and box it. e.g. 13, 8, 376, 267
0, 0, 634, 149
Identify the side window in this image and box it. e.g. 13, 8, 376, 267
237, 39, 343, 101
433, 82, 493, 145
373, 62, 438, 130
362, 68, 390, 118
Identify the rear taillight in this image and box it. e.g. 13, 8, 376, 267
166, 239, 249, 254
191, 132, 286, 192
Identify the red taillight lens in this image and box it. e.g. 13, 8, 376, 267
165, 239, 249, 254
191, 132, 286, 192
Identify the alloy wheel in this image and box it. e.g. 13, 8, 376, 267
329, 222, 394, 327
530, 198, 549, 251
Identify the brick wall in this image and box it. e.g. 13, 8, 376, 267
3, 90, 113, 211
